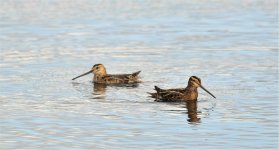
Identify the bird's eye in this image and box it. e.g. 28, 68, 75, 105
96, 67, 99, 69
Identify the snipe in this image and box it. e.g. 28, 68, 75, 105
148, 76, 216, 102
72, 64, 141, 84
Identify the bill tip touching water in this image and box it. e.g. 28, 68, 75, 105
72, 64, 141, 84
148, 76, 216, 102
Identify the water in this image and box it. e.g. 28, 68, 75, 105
0, 0, 278, 149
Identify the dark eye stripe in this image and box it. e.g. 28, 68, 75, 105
191, 76, 201, 83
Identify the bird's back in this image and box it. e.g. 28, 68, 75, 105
95, 71, 141, 84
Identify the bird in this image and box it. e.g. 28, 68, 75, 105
72, 64, 141, 84
148, 76, 216, 102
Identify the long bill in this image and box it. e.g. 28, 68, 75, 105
72, 70, 92, 80
200, 84, 216, 99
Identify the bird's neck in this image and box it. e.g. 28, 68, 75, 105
185, 84, 199, 100
185, 84, 198, 91
93, 72, 106, 81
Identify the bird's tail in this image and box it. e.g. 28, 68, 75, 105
147, 92, 157, 98
154, 86, 162, 92
132, 71, 141, 77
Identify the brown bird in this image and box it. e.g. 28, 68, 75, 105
148, 76, 216, 102
72, 64, 141, 84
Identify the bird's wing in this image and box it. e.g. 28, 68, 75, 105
102, 75, 126, 84
156, 91, 185, 102
106, 71, 141, 83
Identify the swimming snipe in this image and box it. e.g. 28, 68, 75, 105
72, 64, 141, 84
148, 76, 216, 102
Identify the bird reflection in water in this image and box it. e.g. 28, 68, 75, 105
92, 83, 139, 99
71, 82, 107, 99
91, 83, 107, 99
185, 100, 200, 123
93, 83, 107, 94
